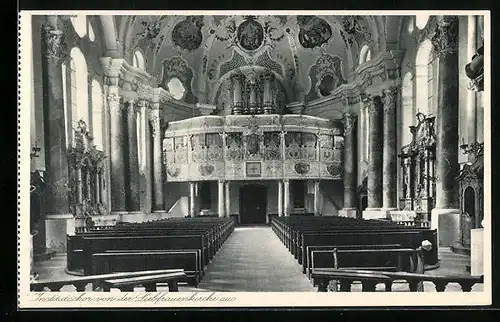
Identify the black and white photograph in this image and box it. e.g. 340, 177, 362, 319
17, 11, 491, 308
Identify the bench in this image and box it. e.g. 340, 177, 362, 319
30, 269, 185, 292
101, 271, 187, 292
91, 250, 201, 286
311, 268, 484, 292
305, 244, 402, 278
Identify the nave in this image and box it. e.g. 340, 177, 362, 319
32, 220, 480, 293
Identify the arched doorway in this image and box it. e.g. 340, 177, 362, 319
239, 184, 267, 225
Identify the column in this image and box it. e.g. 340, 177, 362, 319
278, 180, 283, 216
249, 81, 258, 114
218, 180, 225, 217
313, 180, 321, 216
263, 73, 274, 114
466, 15, 478, 163
339, 112, 357, 218
41, 22, 74, 252
125, 100, 141, 212
150, 102, 165, 213
362, 95, 384, 219
381, 88, 398, 213
225, 181, 231, 217
430, 16, 461, 247
189, 182, 196, 217
283, 179, 290, 216
231, 73, 243, 115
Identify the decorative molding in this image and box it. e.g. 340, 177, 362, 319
431, 16, 459, 58
42, 25, 68, 63
382, 87, 398, 113
342, 113, 357, 135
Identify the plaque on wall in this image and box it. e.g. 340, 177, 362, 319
246, 161, 262, 177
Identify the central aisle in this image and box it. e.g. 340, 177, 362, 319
196, 226, 316, 292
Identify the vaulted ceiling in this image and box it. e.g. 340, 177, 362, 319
109, 15, 401, 105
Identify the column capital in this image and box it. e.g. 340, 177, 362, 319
42, 25, 68, 64
149, 101, 161, 111
342, 112, 357, 135
382, 87, 398, 113
149, 115, 161, 138
431, 16, 459, 58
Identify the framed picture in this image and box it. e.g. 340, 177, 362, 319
246, 161, 262, 177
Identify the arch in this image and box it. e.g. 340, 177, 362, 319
133, 50, 145, 70
88, 21, 95, 42
70, 15, 87, 37
91, 80, 104, 150
416, 14, 430, 30
99, 15, 120, 57
69, 47, 89, 130
415, 39, 434, 115
401, 72, 414, 146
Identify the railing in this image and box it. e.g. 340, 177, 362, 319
30, 269, 186, 292
312, 268, 483, 292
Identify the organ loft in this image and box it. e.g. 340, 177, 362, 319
27, 13, 487, 293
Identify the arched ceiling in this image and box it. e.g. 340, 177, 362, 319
109, 15, 387, 105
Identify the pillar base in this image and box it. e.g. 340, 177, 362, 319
45, 214, 75, 253
338, 208, 357, 218
431, 208, 461, 247
362, 208, 390, 220
120, 211, 148, 223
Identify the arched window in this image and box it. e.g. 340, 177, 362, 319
407, 16, 415, 34
69, 47, 89, 135
359, 45, 372, 65
91, 80, 104, 150
167, 77, 186, 100
70, 15, 87, 38
132, 50, 145, 70
415, 14, 430, 30
415, 39, 436, 116
88, 22, 95, 42
401, 72, 414, 146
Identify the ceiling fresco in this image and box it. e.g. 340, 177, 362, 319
118, 15, 378, 105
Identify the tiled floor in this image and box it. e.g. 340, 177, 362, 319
32, 227, 483, 292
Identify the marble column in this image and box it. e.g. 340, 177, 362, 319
430, 16, 461, 247
278, 180, 283, 217
339, 112, 357, 218
232, 73, 243, 115
249, 81, 258, 114
41, 23, 74, 252
381, 88, 398, 213
362, 95, 384, 219
313, 180, 321, 216
283, 179, 290, 216
225, 181, 231, 217
125, 100, 141, 212
189, 182, 196, 217
218, 180, 225, 217
466, 15, 478, 163
150, 102, 165, 213
106, 85, 127, 214
263, 73, 274, 114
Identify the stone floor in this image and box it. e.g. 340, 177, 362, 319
32, 226, 483, 292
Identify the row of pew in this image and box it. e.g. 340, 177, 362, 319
270, 215, 439, 291
66, 216, 236, 287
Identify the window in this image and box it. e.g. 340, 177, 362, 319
70, 15, 87, 38
132, 50, 145, 70
407, 16, 415, 34
91, 80, 104, 150
167, 77, 186, 100
62, 62, 70, 147
359, 45, 372, 65
415, 14, 430, 30
69, 47, 89, 139
415, 39, 434, 116
88, 22, 95, 42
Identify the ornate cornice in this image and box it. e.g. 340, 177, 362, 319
431, 16, 459, 58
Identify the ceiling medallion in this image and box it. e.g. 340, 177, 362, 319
237, 16, 264, 51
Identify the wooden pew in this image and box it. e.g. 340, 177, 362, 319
101, 271, 186, 292
305, 244, 402, 278
91, 250, 201, 286
30, 269, 185, 292
311, 268, 484, 292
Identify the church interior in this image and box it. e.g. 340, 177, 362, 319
27, 13, 486, 293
